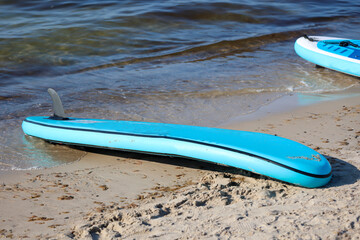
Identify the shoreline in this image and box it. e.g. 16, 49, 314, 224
220, 85, 360, 127
0, 88, 359, 239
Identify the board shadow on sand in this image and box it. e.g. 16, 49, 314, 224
70, 146, 359, 188
325, 155, 360, 188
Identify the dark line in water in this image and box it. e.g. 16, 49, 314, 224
72, 28, 327, 74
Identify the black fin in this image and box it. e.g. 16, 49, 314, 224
47, 88, 68, 120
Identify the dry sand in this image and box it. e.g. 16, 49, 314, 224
0, 92, 359, 239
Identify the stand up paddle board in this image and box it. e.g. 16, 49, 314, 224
22, 89, 332, 188
295, 35, 360, 77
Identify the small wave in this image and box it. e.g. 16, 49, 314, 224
0, 161, 40, 171
297, 83, 359, 94
102, 86, 297, 101
0, 0, 117, 11
0, 162, 14, 167
10, 166, 41, 171
141, 8, 263, 24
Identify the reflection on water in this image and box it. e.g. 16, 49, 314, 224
0, 129, 85, 171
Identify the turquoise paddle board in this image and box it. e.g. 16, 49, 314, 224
295, 35, 360, 77
22, 89, 332, 188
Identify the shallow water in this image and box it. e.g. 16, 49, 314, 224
0, 0, 360, 170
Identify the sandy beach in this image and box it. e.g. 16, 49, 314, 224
0, 91, 359, 239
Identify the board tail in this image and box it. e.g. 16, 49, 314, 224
47, 88, 68, 120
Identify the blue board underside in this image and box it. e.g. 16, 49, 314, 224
22, 116, 332, 188
294, 36, 360, 77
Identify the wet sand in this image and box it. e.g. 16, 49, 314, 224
0, 92, 359, 239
